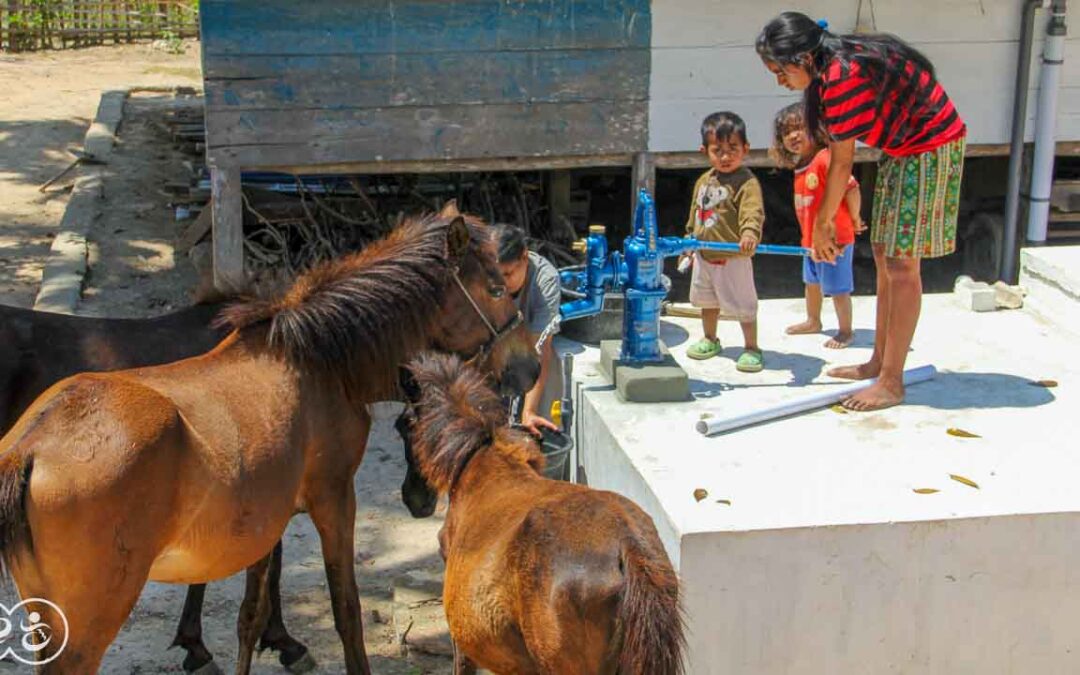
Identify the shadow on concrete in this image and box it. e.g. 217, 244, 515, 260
687, 350, 829, 399
905, 371, 1057, 411
659, 319, 690, 347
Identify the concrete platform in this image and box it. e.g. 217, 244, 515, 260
1020, 244, 1080, 337
560, 292, 1076, 674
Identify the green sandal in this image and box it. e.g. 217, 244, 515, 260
687, 338, 721, 360
736, 349, 764, 373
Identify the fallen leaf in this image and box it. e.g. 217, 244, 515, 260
693, 488, 708, 502
947, 428, 981, 438
830, 404, 849, 414
950, 474, 980, 489
716, 499, 732, 506
913, 488, 940, 494
699, 413, 714, 420
1031, 379, 1058, 388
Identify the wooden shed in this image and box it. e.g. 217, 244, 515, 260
200, 0, 1080, 288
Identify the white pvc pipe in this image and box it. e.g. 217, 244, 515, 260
695, 365, 938, 437
1027, 5, 1067, 243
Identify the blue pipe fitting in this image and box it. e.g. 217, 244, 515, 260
558, 189, 811, 365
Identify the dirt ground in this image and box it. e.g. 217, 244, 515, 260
0, 41, 454, 673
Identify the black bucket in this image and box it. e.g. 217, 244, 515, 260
559, 292, 623, 345
537, 427, 573, 482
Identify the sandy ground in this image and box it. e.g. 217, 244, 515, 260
78, 91, 205, 318
0, 41, 454, 673
0, 41, 204, 310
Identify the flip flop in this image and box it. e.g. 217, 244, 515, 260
736, 349, 764, 373
687, 338, 721, 360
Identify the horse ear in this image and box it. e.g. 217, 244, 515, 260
447, 216, 471, 260
440, 199, 461, 219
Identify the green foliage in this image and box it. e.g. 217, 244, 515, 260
2, 0, 199, 52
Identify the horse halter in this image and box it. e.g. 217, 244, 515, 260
450, 269, 525, 365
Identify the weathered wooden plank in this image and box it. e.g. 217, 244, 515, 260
211, 168, 245, 293
200, 0, 651, 56
648, 34, 1080, 150
651, 0, 1029, 49
206, 101, 648, 162
648, 94, 798, 151
218, 153, 635, 175
204, 49, 649, 110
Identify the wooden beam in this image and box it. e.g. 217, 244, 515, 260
211, 167, 245, 293
548, 170, 572, 234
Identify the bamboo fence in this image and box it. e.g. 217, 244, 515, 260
1, 0, 198, 52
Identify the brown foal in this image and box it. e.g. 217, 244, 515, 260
0, 210, 538, 674
407, 353, 686, 675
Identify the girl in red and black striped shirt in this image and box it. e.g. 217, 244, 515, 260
756, 12, 966, 411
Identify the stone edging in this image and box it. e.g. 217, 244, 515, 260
32, 89, 127, 314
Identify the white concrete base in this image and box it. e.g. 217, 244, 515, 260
1020, 245, 1080, 337
561, 293, 1077, 674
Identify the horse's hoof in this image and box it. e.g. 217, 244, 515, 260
284, 650, 317, 674
189, 660, 225, 675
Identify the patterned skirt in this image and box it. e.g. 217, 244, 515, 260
871, 135, 966, 259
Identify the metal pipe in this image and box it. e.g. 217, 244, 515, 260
695, 365, 938, 437
1002, 0, 1046, 282
1027, 0, 1068, 244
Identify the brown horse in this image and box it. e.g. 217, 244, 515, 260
0, 211, 538, 674
407, 353, 686, 675
1, 287, 445, 674
0, 302, 321, 673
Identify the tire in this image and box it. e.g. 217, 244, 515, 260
960, 212, 1004, 282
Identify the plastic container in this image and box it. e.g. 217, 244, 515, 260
537, 427, 573, 482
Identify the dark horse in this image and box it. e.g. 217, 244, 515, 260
0, 303, 226, 433
0, 211, 537, 674
407, 353, 686, 675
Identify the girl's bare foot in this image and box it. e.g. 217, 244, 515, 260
785, 319, 822, 335
824, 332, 853, 349
827, 359, 880, 380
842, 378, 904, 411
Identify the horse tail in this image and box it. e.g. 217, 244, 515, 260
617, 535, 686, 675
0, 447, 33, 582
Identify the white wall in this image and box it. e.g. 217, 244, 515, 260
681, 514, 1080, 674
649, 0, 1080, 152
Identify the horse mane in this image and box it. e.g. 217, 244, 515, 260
215, 212, 490, 402
408, 352, 542, 493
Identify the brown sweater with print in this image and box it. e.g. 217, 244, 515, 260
685, 167, 765, 262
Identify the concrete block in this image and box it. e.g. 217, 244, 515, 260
953, 275, 996, 312
599, 340, 690, 403
84, 90, 126, 160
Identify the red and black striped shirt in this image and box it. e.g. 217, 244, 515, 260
820, 57, 965, 157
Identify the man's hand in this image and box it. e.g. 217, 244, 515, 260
739, 233, 759, 256
811, 218, 839, 263
853, 217, 867, 235
521, 410, 560, 437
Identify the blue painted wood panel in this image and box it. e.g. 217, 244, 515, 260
204, 50, 649, 110
200, 0, 650, 55
207, 102, 646, 163
200, 0, 651, 168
